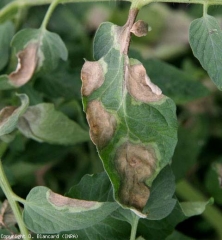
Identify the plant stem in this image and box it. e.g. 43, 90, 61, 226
0, 160, 29, 239
130, 214, 139, 240
41, 0, 61, 30
176, 179, 222, 240
203, 2, 209, 16
1, 0, 222, 23
0, 141, 8, 158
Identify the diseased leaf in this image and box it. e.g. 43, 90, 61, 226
0, 200, 17, 228
65, 173, 131, 239
0, 21, 14, 71
9, 42, 38, 87
11, 28, 68, 74
130, 20, 149, 37
0, 94, 29, 136
23, 186, 119, 233
143, 59, 210, 104
143, 165, 176, 220
189, 14, 222, 90
81, 9, 177, 213
17, 103, 89, 145
67, 172, 210, 240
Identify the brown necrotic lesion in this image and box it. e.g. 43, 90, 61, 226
127, 63, 163, 103
81, 61, 104, 97
86, 100, 117, 149
115, 142, 156, 211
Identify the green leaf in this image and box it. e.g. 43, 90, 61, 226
0, 75, 14, 90
11, 28, 68, 73
66, 172, 114, 202
172, 116, 208, 181
143, 165, 176, 220
0, 21, 14, 71
189, 14, 222, 90
17, 103, 89, 145
81, 10, 178, 213
23, 186, 119, 233
137, 203, 186, 240
180, 198, 213, 217
166, 231, 195, 240
143, 59, 210, 104
0, 94, 29, 136
66, 172, 131, 239
35, 65, 81, 100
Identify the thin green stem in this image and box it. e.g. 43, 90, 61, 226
176, 180, 222, 240
203, 2, 209, 16
0, 160, 29, 239
40, 0, 61, 30
0, 141, 8, 158
1, 0, 222, 23
131, 0, 221, 9
130, 214, 139, 240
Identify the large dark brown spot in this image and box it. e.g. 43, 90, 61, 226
115, 142, 156, 211
9, 42, 38, 87
127, 64, 163, 103
81, 61, 104, 96
86, 100, 116, 149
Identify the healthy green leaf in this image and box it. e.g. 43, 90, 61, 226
17, 103, 89, 145
35, 65, 81, 100
180, 198, 213, 217
23, 186, 119, 234
143, 165, 176, 220
166, 231, 195, 240
172, 116, 208, 181
11, 28, 68, 73
143, 59, 210, 104
0, 75, 14, 90
0, 94, 29, 136
189, 14, 222, 90
0, 21, 14, 71
81, 9, 177, 213
67, 172, 114, 202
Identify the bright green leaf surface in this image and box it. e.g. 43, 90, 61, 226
23, 186, 119, 233
0, 94, 29, 136
17, 103, 89, 145
143, 165, 176, 220
0, 21, 14, 71
11, 28, 68, 73
189, 15, 222, 90
143, 59, 210, 104
82, 15, 177, 213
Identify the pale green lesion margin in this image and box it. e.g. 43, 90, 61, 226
0, 160, 28, 239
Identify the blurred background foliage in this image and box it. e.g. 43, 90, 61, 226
0, 1, 222, 239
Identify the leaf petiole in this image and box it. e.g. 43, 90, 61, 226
130, 214, 140, 240
40, 0, 61, 30
0, 160, 29, 239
